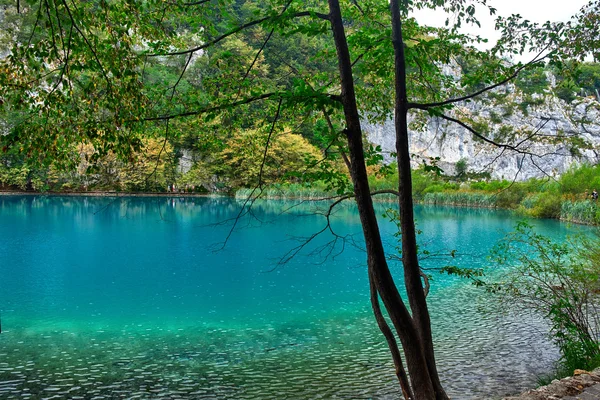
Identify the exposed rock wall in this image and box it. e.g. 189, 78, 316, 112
364, 98, 600, 181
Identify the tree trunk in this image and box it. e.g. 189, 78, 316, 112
389, 1, 448, 399
327, 0, 440, 398
369, 271, 414, 400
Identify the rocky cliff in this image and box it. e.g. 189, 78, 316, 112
364, 91, 600, 181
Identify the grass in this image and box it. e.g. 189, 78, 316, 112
235, 183, 336, 200
561, 200, 600, 225
216, 163, 600, 225
422, 192, 496, 208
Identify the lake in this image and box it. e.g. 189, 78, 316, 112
0, 195, 585, 399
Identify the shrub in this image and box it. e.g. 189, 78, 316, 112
455, 158, 468, 178
469, 179, 512, 192
411, 169, 433, 199
422, 192, 495, 207
491, 223, 600, 375
526, 193, 564, 219
515, 65, 549, 95
494, 185, 527, 209
559, 164, 600, 197
561, 200, 600, 225
220, 129, 324, 189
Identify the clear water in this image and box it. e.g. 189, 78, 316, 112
0, 195, 586, 399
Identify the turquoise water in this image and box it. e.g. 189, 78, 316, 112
0, 195, 585, 399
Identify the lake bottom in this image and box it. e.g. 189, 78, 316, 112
0, 286, 556, 400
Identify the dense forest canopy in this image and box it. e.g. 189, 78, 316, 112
1, 0, 598, 192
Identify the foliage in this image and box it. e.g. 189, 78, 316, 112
0, 139, 175, 192
411, 167, 437, 198
552, 62, 600, 102
469, 179, 512, 192
219, 129, 323, 189
455, 158, 468, 178
0, 163, 45, 191
236, 182, 334, 200
515, 65, 549, 95
361, 162, 600, 225
177, 160, 213, 193
422, 191, 495, 207
1, 0, 599, 396
558, 164, 600, 196
229, 161, 600, 227
577, 63, 600, 98
561, 200, 600, 225
555, 80, 580, 103
491, 223, 600, 375
116, 139, 175, 192
518, 193, 563, 219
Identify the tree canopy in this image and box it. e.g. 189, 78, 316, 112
2, 0, 600, 398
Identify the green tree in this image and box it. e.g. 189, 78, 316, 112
220, 128, 322, 188
576, 63, 600, 99
1, 0, 599, 398
515, 65, 549, 95
455, 158, 468, 179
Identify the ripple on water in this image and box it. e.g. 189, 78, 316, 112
0, 288, 556, 399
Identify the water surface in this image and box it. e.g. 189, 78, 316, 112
0, 195, 584, 399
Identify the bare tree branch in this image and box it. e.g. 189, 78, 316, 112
26, 0, 44, 47
257, 98, 284, 190
212, 98, 285, 251
235, 28, 275, 101
438, 113, 536, 155
408, 49, 551, 110
233, 0, 294, 100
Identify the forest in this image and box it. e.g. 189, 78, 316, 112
1, 0, 599, 197
2, 0, 600, 398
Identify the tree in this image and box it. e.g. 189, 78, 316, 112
219, 128, 322, 188
1, 0, 599, 398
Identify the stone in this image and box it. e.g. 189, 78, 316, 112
365, 95, 600, 181
504, 369, 600, 400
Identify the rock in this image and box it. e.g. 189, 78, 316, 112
574, 369, 591, 376
502, 368, 600, 400
365, 96, 600, 181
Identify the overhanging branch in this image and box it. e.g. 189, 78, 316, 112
141, 91, 341, 122
147, 11, 331, 57
408, 48, 551, 110
438, 113, 535, 155
141, 92, 278, 121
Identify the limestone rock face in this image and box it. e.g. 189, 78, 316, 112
363, 97, 600, 181
177, 149, 194, 174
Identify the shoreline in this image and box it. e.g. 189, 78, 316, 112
503, 368, 600, 399
0, 190, 218, 198
1, 190, 597, 226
